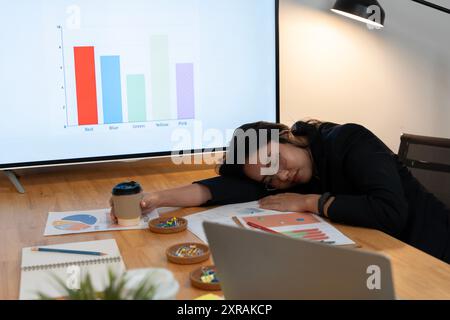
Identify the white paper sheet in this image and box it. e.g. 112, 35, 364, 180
20, 239, 126, 299
186, 201, 355, 246
236, 212, 356, 246
185, 201, 282, 243
44, 208, 159, 236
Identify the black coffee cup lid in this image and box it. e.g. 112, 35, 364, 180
112, 181, 142, 196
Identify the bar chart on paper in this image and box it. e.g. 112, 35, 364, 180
279, 228, 330, 241
238, 212, 356, 246
58, 21, 198, 129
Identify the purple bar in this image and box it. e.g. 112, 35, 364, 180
176, 63, 195, 119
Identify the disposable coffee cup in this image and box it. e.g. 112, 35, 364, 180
112, 181, 144, 227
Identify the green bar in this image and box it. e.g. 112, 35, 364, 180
127, 74, 147, 122
283, 231, 308, 237
150, 35, 171, 120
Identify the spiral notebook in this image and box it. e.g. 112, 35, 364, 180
19, 239, 126, 300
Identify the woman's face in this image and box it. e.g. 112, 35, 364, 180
243, 142, 314, 190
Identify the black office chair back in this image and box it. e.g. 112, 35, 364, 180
398, 134, 450, 209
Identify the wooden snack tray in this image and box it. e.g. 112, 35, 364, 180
148, 217, 187, 234
166, 242, 210, 265
190, 265, 221, 291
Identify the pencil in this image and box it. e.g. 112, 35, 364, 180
246, 221, 280, 234
31, 247, 107, 256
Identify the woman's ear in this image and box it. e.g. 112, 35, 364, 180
280, 130, 290, 138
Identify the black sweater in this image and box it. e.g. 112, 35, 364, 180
195, 123, 450, 263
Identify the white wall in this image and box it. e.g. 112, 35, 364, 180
280, 0, 450, 152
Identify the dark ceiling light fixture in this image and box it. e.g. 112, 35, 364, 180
331, 0, 450, 28
331, 0, 386, 28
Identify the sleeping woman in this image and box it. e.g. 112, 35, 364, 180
111, 120, 450, 263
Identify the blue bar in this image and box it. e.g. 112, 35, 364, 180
100, 56, 123, 124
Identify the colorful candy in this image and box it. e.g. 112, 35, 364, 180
157, 217, 179, 228
174, 245, 203, 257
200, 267, 219, 284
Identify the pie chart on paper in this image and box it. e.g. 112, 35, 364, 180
52, 214, 98, 231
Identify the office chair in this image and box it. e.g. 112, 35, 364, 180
398, 133, 450, 209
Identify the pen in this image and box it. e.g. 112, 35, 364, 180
31, 247, 107, 256
246, 221, 280, 234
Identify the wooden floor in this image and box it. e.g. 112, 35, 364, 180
0, 159, 449, 299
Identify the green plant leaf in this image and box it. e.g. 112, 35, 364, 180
37, 268, 157, 300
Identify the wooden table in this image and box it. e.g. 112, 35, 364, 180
1, 160, 449, 300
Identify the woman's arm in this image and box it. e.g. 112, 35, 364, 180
111, 175, 271, 220
137, 175, 271, 214
148, 183, 212, 209
192, 175, 272, 206
111, 183, 212, 220
258, 193, 335, 216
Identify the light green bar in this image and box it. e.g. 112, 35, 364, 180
283, 231, 308, 237
150, 35, 171, 120
127, 74, 147, 123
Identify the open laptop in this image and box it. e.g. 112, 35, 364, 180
203, 222, 396, 300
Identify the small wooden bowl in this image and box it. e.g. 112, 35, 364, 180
190, 265, 221, 291
166, 242, 210, 265
148, 217, 187, 234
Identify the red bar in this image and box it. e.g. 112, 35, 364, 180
303, 234, 329, 241
246, 221, 280, 235
74, 46, 98, 125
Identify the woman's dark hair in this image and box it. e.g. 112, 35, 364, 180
218, 120, 323, 177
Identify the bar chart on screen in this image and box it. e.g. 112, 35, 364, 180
57, 9, 199, 130
0, 0, 278, 166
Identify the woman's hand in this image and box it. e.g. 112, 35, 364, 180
258, 193, 320, 213
140, 192, 161, 214
109, 192, 161, 223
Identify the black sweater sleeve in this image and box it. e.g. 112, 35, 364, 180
193, 175, 271, 206
327, 126, 409, 237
